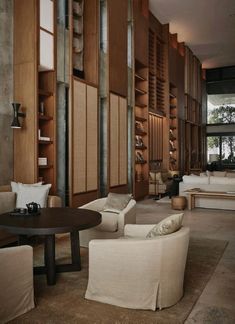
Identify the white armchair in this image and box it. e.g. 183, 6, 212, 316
79, 197, 136, 247
85, 224, 190, 310
0, 245, 35, 323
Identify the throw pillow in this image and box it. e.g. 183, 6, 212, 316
16, 183, 51, 208
11, 181, 42, 193
146, 213, 184, 238
103, 192, 132, 213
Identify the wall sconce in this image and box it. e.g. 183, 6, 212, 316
11, 103, 26, 129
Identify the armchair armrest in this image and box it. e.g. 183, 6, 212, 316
80, 198, 107, 212
117, 199, 136, 231
47, 195, 62, 207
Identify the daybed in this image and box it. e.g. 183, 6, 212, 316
179, 172, 235, 210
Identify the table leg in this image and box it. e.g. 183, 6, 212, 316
188, 194, 192, 210
192, 195, 195, 209
70, 231, 81, 270
44, 235, 56, 285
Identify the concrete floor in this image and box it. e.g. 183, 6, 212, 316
136, 198, 235, 324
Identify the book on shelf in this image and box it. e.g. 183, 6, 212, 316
39, 136, 51, 141
38, 157, 47, 166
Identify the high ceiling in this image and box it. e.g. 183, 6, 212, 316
149, 0, 235, 69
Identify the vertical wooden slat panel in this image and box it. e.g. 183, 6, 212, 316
119, 97, 127, 185
86, 85, 98, 191
110, 94, 119, 187
73, 80, 86, 193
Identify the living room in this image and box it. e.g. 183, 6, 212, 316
0, 0, 235, 323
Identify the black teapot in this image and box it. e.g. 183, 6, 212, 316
26, 202, 41, 214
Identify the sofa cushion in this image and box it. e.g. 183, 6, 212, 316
96, 211, 119, 232
16, 183, 51, 208
209, 176, 235, 185
227, 172, 235, 178
0, 192, 16, 214
213, 171, 227, 177
103, 193, 132, 213
183, 175, 209, 184
146, 213, 184, 238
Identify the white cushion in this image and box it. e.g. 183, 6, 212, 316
16, 183, 51, 208
96, 211, 119, 232
182, 175, 209, 184
213, 171, 227, 177
11, 181, 42, 193
226, 172, 235, 178
146, 213, 184, 237
103, 193, 132, 213
200, 172, 207, 177
209, 176, 235, 185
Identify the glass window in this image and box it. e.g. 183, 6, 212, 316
207, 135, 235, 169
207, 94, 235, 124
221, 136, 235, 164
207, 136, 220, 163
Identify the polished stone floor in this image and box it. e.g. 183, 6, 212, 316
136, 198, 235, 324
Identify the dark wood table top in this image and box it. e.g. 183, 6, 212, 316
0, 208, 101, 235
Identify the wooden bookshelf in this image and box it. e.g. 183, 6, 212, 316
134, 59, 149, 199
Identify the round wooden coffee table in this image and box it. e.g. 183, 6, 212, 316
0, 208, 101, 285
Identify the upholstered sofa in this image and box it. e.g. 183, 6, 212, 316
0, 185, 62, 247
179, 173, 235, 210
79, 197, 136, 247
85, 224, 190, 310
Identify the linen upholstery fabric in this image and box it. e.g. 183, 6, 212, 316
146, 213, 184, 238
103, 193, 132, 213
85, 225, 190, 310
79, 197, 136, 247
182, 175, 209, 184
209, 176, 235, 185
16, 183, 51, 208
227, 172, 235, 178
0, 245, 35, 323
96, 211, 119, 232
213, 171, 227, 177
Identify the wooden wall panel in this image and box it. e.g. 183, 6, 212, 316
13, 0, 37, 184
119, 97, 127, 185
133, 0, 149, 66
84, 0, 99, 85
73, 80, 86, 193
110, 94, 119, 187
14, 63, 37, 183
86, 85, 98, 191
108, 0, 128, 96
149, 114, 163, 163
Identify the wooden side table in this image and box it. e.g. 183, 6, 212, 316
171, 196, 187, 210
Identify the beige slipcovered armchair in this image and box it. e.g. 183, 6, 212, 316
0, 245, 35, 323
85, 224, 190, 310
79, 197, 136, 247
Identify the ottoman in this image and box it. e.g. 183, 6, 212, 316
171, 196, 187, 210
